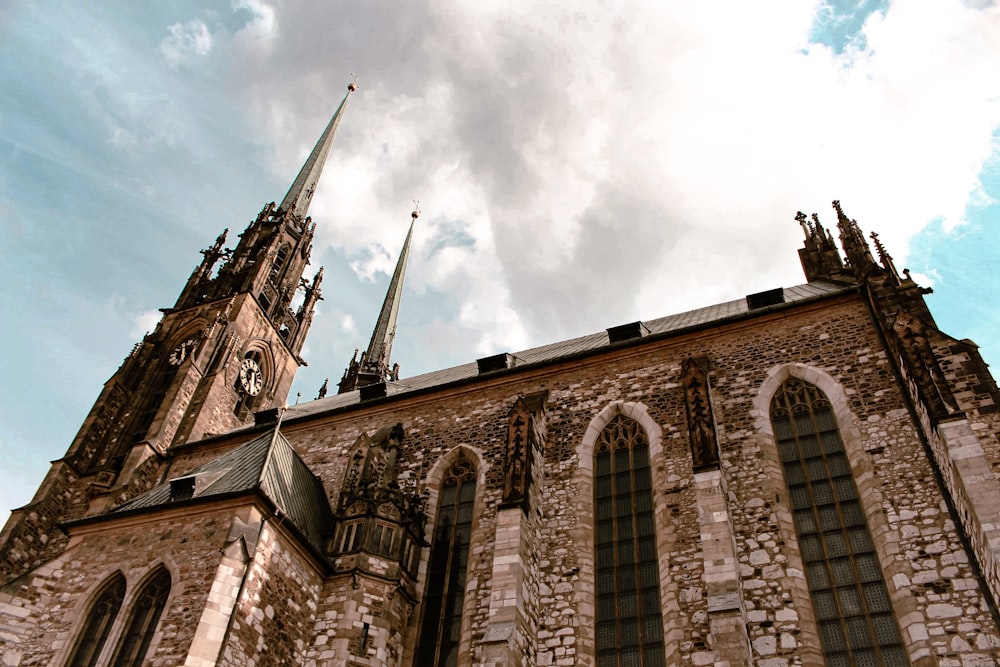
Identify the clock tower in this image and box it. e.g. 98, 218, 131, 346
0, 83, 356, 582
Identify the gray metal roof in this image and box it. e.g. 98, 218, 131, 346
114, 428, 332, 551
285, 281, 850, 420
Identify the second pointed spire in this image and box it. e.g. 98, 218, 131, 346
338, 208, 419, 394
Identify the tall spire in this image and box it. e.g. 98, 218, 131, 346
338, 208, 419, 394
172, 81, 356, 361
279, 81, 357, 221
173, 81, 357, 326
366, 209, 416, 371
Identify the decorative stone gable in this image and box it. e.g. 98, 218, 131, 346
322, 423, 426, 666
331, 423, 426, 568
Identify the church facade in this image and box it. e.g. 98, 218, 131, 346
3, 85, 1000, 667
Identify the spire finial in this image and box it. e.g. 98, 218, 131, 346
348, 74, 359, 92
870, 231, 901, 282
832, 199, 852, 227
278, 81, 356, 220
795, 211, 813, 240
412, 201, 420, 220
831, 199, 878, 277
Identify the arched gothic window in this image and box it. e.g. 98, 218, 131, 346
415, 457, 477, 667
771, 379, 906, 666
109, 567, 171, 667
67, 573, 126, 667
594, 415, 665, 667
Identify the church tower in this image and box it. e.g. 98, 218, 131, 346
337, 207, 418, 393
0, 83, 356, 583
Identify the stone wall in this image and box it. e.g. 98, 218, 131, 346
0, 460, 96, 585
0, 506, 236, 666
219, 520, 324, 666
238, 294, 998, 665
9, 292, 1000, 666
934, 336, 1000, 478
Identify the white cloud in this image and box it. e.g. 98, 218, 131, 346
233, 0, 278, 50
159, 19, 213, 68
340, 314, 357, 336
4, 0, 1000, 519
129, 309, 162, 340
231, 0, 999, 372
907, 269, 940, 288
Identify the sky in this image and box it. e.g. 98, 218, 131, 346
1, 0, 999, 521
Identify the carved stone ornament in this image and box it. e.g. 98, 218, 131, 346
332, 423, 426, 559
892, 311, 958, 418
501, 392, 547, 509
682, 357, 721, 471
503, 401, 530, 505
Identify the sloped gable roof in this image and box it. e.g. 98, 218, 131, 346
113, 429, 332, 552
284, 281, 851, 419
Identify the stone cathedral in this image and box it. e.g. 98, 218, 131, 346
2, 84, 1000, 667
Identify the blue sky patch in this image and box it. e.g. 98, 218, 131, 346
809, 0, 888, 54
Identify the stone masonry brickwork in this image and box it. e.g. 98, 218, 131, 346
6, 291, 1000, 666
0, 290, 303, 589
217, 520, 324, 667
1, 507, 237, 666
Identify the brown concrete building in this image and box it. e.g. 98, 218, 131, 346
3, 85, 1000, 667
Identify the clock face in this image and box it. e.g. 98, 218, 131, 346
168, 338, 199, 365
239, 358, 263, 396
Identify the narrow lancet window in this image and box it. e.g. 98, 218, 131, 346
771, 379, 906, 666
110, 568, 171, 667
416, 457, 477, 667
270, 243, 290, 280
595, 415, 665, 667
68, 573, 126, 667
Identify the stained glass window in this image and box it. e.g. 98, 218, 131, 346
110, 568, 171, 667
416, 457, 477, 667
68, 573, 126, 667
595, 415, 666, 667
771, 379, 907, 666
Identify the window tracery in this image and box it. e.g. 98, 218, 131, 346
594, 415, 665, 667
67, 573, 126, 667
270, 243, 290, 281
771, 379, 906, 666
109, 567, 171, 667
415, 457, 477, 667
